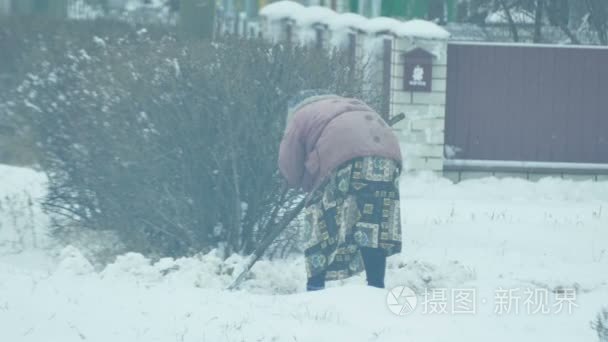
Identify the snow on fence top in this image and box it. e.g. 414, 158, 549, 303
259, 0, 304, 19
260, 1, 450, 40
360, 17, 403, 34
394, 19, 451, 39
293, 6, 337, 26
326, 12, 368, 32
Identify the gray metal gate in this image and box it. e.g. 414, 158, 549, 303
445, 42, 608, 170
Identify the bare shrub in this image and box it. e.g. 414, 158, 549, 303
5, 18, 377, 259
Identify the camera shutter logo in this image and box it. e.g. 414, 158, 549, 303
387, 286, 418, 315
411, 65, 426, 86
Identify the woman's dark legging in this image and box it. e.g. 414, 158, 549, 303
306, 247, 386, 291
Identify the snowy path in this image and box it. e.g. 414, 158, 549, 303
1, 165, 607, 342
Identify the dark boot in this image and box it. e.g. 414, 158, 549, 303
361, 247, 387, 288
306, 271, 326, 291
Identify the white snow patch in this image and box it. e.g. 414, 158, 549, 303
0, 164, 50, 255
486, 9, 535, 25
396, 19, 451, 39
1, 165, 608, 341
55, 245, 95, 276
259, 0, 304, 20
93, 36, 106, 48
445, 144, 463, 158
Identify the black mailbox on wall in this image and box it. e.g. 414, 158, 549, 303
403, 48, 434, 92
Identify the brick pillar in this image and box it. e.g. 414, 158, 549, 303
381, 38, 392, 121
390, 37, 449, 173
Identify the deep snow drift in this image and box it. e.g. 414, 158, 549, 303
1, 164, 607, 341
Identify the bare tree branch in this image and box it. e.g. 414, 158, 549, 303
498, 0, 520, 42
534, 0, 544, 43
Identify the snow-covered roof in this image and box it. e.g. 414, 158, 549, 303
259, 0, 304, 20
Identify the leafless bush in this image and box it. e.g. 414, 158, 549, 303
592, 307, 608, 342
5, 18, 376, 259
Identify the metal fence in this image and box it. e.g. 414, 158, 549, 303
445, 41, 608, 172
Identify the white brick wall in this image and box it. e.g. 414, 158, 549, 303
390, 38, 448, 173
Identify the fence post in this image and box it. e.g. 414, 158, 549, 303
348, 32, 356, 80
381, 38, 392, 121
286, 21, 292, 45
389, 36, 449, 174
315, 26, 323, 49
234, 11, 240, 35
215, 7, 223, 38
243, 16, 248, 37
180, 0, 216, 39
0, 0, 10, 16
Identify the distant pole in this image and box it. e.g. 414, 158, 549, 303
0, 0, 10, 16
180, 0, 216, 39
48, 0, 68, 19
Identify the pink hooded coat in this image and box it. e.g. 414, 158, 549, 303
278, 96, 402, 193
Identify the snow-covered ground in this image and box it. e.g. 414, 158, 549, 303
1, 164, 607, 342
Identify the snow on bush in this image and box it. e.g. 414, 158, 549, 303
45, 243, 476, 295
64, 247, 307, 294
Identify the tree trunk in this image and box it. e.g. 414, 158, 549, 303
566, 0, 585, 29
180, 0, 216, 40
585, 0, 608, 45
533, 0, 544, 43
546, 0, 568, 26
498, 0, 520, 42
547, 0, 581, 44
229, 150, 241, 254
